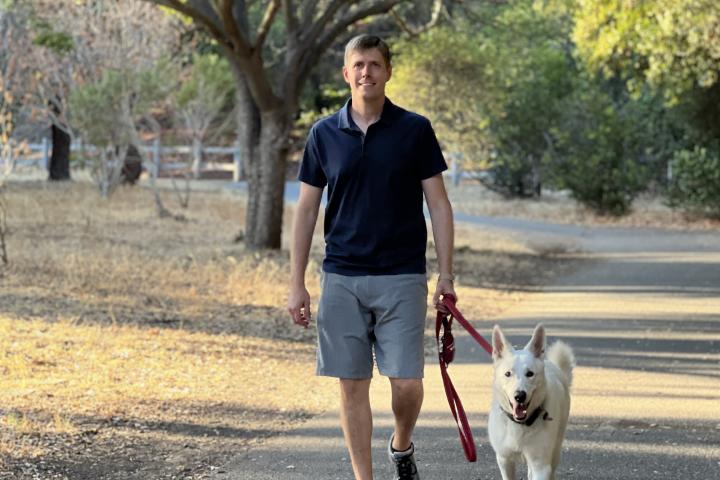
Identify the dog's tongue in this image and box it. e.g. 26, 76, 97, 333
514, 404, 527, 419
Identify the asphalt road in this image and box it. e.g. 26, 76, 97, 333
212, 208, 720, 480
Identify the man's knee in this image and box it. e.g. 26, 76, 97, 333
340, 378, 371, 399
390, 378, 423, 400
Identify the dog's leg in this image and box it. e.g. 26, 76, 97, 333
496, 455, 516, 480
527, 462, 552, 480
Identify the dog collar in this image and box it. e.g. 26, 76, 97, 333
505, 405, 550, 427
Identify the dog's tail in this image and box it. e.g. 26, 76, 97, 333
547, 341, 575, 386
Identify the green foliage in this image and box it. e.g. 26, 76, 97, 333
32, 20, 74, 55
176, 53, 234, 109
387, 25, 495, 168
70, 61, 174, 147
574, 0, 720, 101
666, 146, 720, 218
70, 71, 129, 146
482, 0, 577, 196
551, 77, 648, 216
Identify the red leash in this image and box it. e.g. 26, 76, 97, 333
436, 294, 493, 462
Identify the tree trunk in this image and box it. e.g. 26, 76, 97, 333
48, 124, 71, 181
228, 50, 294, 250
245, 108, 289, 249
231, 66, 261, 243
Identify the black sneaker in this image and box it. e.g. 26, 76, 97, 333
388, 434, 420, 480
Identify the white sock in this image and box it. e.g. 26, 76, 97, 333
392, 443, 413, 456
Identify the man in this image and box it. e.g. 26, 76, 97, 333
287, 34, 455, 480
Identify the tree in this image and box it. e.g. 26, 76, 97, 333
148, 0, 444, 250
173, 53, 236, 180
387, 25, 496, 171
27, 8, 76, 180
573, 0, 720, 142
574, 0, 719, 99
64, 1, 183, 213
552, 74, 648, 216
1, 2, 31, 265
489, 1, 575, 197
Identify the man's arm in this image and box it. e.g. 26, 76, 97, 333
422, 173, 456, 311
288, 182, 323, 327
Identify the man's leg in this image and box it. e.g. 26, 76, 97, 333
339, 378, 373, 480
389, 378, 424, 451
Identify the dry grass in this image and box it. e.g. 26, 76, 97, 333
0, 181, 333, 479
0, 179, 578, 479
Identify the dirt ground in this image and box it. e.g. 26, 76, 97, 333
1, 177, 700, 479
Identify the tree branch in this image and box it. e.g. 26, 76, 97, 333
294, 0, 406, 98
219, 0, 251, 54
255, 0, 281, 51
300, 0, 353, 48
299, 0, 320, 34
149, 0, 227, 42
391, 0, 443, 36
315, 0, 406, 58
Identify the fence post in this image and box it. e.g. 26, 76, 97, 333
191, 138, 202, 179
152, 138, 161, 178
450, 152, 462, 187
41, 137, 50, 170
233, 138, 242, 182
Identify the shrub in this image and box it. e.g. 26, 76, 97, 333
552, 82, 648, 216
666, 146, 720, 218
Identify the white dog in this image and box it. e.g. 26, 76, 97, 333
488, 324, 575, 480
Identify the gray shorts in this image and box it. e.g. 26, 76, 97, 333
316, 272, 428, 379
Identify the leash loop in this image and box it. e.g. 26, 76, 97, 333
435, 294, 493, 462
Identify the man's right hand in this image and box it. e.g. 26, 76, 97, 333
287, 285, 312, 328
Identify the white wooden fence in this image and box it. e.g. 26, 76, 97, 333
12, 140, 473, 185
13, 138, 245, 181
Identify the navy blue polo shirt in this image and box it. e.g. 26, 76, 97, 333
298, 97, 447, 276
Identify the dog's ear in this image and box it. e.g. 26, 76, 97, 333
526, 323, 546, 358
492, 325, 513, 361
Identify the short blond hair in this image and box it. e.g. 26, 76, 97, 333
344, 35, 391, 67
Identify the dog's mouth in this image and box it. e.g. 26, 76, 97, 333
511, 401, 528, 421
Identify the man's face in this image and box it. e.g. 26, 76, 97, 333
343, 48, 392, 102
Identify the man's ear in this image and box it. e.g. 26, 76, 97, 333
525, 324, 546, 359
342, 65, 350, 84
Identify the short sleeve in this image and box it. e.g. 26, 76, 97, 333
418, 120, 447, 180
298, 126, 327, 188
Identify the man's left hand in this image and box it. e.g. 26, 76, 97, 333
433, 278, 457, 315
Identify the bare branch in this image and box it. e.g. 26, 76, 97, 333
219, 0, 252, 54
315, 0, 406, 58
283, 0, 300, 42
255, 0, 281, 51
300, 0, 353, 48
293, 0, 406, 99
299, 0, 320, 33
391, 0, 443, 36
150, 0, 227, 42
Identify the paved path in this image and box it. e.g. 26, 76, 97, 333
213, 208, 720, 479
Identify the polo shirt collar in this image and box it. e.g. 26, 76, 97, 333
338, 97, 399, 132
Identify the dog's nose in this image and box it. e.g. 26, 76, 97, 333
514, 391, 527, 404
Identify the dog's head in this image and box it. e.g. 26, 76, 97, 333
491, 324, 547, 422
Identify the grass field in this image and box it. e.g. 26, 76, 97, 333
3, 176, 702, 479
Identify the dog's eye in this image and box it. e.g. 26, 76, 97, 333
504, 371, 511, 378
526, 371, 534, 378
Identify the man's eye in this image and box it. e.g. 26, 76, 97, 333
504, 371, 511, 378
526, 371, 534, 378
